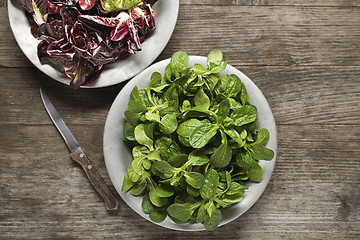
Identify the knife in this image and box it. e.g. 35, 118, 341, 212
40, 88, 118, 211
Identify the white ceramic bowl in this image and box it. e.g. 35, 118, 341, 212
103, 56, 277, 231
8, 0, 179, 88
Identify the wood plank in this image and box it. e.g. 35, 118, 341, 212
181, 0, 360, 7
2, 5, 360, 68
162, 5, 360, 66
1, 123, 359, 239
0, 66, 359, 126
3, 0, 360, 7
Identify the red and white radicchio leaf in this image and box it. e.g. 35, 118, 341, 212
64, 54, 102, 89
78, 0, 96, 11
18, 0, 48, 25
78, 15, 120, 28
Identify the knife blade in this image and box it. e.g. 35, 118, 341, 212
40, 88, 118, 211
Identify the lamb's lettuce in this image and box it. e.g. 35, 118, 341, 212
122, 50, 275, 230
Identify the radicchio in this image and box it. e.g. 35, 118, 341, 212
18, 0, 48, 25
19, 0, 158, 89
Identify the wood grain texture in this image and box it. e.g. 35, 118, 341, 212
1, 0, 360, 239
2, 0, 360, 7
162, 5, 360, 66
180, 0, 360, 6
2, 5, 360, 67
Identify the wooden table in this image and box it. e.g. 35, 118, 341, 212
1, 0, 359, 239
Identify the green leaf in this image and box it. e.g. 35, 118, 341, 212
205, 201, 217, 219
149, 72, 162, 87
124, 123, 135, 141
129, 86, 140, 101
183, 107, 215, 121
194, 75, 206, 87
159, 113, 178, 135
217, 99, 230, 120
248, 160, 263, 182
205, 58, 228, 75
193, 63, 207, 75
205, 75, 219, 90
256, 128, 270, 145
149, 208, 167, 223
204, 208, 222, 231
163, 85, 179, 111
157, 137, 182, 160
144, 122, 156, 140
221, 192, 244, 204
132, 145, 150, 160
225, 74, 242, 98
142, 159, 152, 170
240, 82, 250, 105
121, 174, 135, 191
207, 49, 223, 67
177, 118, 202, 138
228, 98, 242, 111
226, 182, 245, 195
189, 122, 219, 148
129, 181, 147, 195
200, 169, 219, 199
154, 136, 172, 151
145, 111, 160, 123
128, 165, 141, 182
248, 144, 274, 161
187, 150, 209, 166
128, 99, 148, 113
224, 128, 245, 146
210, 133, 232, 168
196, 204, 207, 223
142, 192, 156, 214
184, 172, 205, 189
167, 154, 188, 168
230, 105, 257, 126
178, 135, 191, 147
171, 51, 189, 78
187, 185, 200, 198
180, 100, 191, 113
223, 171, 232, 191
151, 84, 169, 93
236, 149, 253, 169
164, 63, 172, 81
124, 110, 141, 126
155, 184, 175, 197
149, 188, 168, 207
167, 203, 199, 222
134, 124, 154, 150
153, 161, 175, 176
194, 87, 210, 110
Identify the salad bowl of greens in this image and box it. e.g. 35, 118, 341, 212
103, 50, 277, 231
8, 0, 179, 88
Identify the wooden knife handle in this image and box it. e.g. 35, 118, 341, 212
70, 147, 118, 211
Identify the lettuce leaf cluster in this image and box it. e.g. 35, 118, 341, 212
18, 0, 157, 88
122, 50, 274, 230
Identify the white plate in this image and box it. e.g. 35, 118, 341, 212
8, 0, 179, 88
103, 56, 277, 231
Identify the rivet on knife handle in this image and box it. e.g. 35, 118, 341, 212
70, 147, 118, 211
